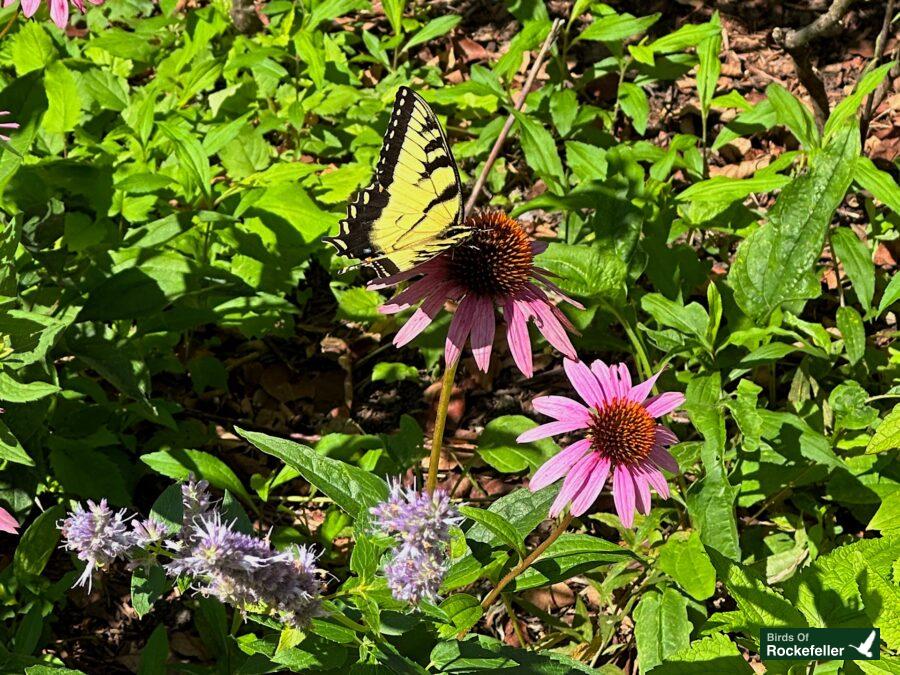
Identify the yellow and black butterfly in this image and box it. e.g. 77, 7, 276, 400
323, 86, 468, 277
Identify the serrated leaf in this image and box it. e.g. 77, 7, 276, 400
140, 449, 253, 506
512, 111, 565, 193
14, 505, 64, 579
458, 505, 525, 558
477, 415, 558, 474
657, 530, 716, 600
832, 227, 875, 313
867, 404, 900, 454
437, 593, 482, 638
43, 63, 81, 134
0, 371, 60, 403
647, 634, 753, 674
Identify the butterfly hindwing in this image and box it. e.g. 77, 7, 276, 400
323, 86, 466, 277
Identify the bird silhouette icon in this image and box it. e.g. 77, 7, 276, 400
850, 630, 877, 658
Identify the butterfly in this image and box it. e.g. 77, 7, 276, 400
323, 86, 469, 277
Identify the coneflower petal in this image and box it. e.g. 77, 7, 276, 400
645, 392, 685, 418
549, 452, 598, 517
529, 439, 592, 491
504, 297, 533, 378
531, 395, 592, 423
469, 295, 495, 372
612, 465, 635, 527
563, 359, 604, 408
445, 295, 478, 367
569, 456, 611, 516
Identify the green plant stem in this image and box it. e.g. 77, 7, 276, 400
605, 302, 653, 382
0, 10, 18, 41
463, 511, 575, 636
502, 594, 529, 649
425, 358, 459, 495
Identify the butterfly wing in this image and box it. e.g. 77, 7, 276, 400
323, 86, 466, 277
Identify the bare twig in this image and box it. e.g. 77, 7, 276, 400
772, 0, 855, 50
772, 0, 857, 129
861, 0, 899, 141
463, 18, 564, 218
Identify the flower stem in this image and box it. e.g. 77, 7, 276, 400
0, 10, 18, 41
425, 358, 459, 495
459, 511, 574, 638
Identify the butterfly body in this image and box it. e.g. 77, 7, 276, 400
324, 86, 468, 277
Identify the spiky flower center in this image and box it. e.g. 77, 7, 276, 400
588, 398, 656, 465
446, 210, 533, 297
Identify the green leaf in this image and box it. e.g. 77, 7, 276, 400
647, 634, 753, 674
676, 174, 790, 203
138, 625, 169, 675
402, 15, 461, 52
431, 634, 595, 673
878, 274, 900, 317
10, 23, 54, 75
858, 558, 900, 649
578, 12, 660, 43
0, 371, 60, 403
382, 0, 406, 35
831, 227, 875, 312
550, 88, 578, 137
43, 62, 81, 134
332, 284, 382, 323
477, 415, 558, 474
618, 82, 649, 135
657, 531, 716, 600
437, 594, 483, 639
729, 122, 860, 322
78, 268, 169, 321
537, 242, 626, 302
709, 549, 807, 637
141, 449, 253, 506
855, 155, 900, 215
836, 306, 865, 365
868, 491, 900, 533
512, 111, 565, 193
131, 566, 169, 619
14, 505, 65, 579
766, 83, 819, 149
565, 141, 608, 182
458, 505, 525, 558
824, 62, 893, 140
634, 588, 691, 674
867, 404, 900, 454
645, 22, 721, 53
237, 428, 388, 518
507, 534, 636, 591
306, 0, 367, 30
158, 121, 211, 201
0, 420, 33, 466
371, 362, 419, 383
696, 14, 721, 113
641, 294, 709, 342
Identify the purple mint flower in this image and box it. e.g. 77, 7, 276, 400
383, 546, 448, 605
130, 517, 167, 547
181, 477, 213, 542
168, 512, 322, 627
370, 480, 460, 605
59, 499, 132, 591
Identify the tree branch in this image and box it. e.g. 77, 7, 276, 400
772, 0, 857, 130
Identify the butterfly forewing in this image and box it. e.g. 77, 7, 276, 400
323, 87, 467, 277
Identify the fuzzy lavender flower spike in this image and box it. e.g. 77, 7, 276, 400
59, 499, 133, 591
370, 480, 460, 605
168, 512, 323, 627
181, 477, 213, 540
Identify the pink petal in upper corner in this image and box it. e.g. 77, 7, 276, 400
393, 288, 447, 348
655, 425, 679, 447
469, 295, 495, 372
612, 464, 636, 528
517, 419, 590, 444
549, 451, 598, 517
532, 395, 592, 423
628, 369, 662, 403
50, 0, 69, 28
504, 298, 533, 378
529, 438, 592, 492
72, 0, 84, 11
444, 295, 477, 367
563, 358, 604, 408
20, 0, 40, 16
2, 0, 13, 8
644, 391, 685, 418
531, 240, 549, 255
642, 465, 670, 499
0, 507, 19, 534
649, 445, 679, 474
367, 258, 442, 290
569, 456, 611, 516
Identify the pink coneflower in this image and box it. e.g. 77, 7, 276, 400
0, 112, 18, 143
518, 359, 684, 527
2, 0, 104, 29
0, 507, 18, 534
371, 211, 581, 377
